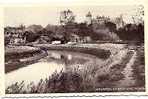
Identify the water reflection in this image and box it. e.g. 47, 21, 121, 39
6, 62, 65, 87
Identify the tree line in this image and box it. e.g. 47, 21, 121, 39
5, 8, 144, 44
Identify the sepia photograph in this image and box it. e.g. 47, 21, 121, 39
4, 5, 145, 94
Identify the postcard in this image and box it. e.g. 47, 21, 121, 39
0, 0, 148, 97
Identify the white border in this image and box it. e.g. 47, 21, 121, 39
0, 7, 4, 96
0, 0, 147, 97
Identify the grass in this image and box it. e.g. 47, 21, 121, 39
109, 51, 134, 81
6, 70, 86, 93
132, 46, 145, 88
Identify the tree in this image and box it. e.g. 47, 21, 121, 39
60, 9, 75, 25
105, 22, 116, 32
59, 9, 77, 42
26, 24, 43, 33
25, 31, 40, 43
45, 24, 58, 33
132, 5, 144, 24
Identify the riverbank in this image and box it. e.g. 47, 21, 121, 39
5, 46, 40, 62
33, 43, 127, 59
5, 43, 117, 73
5, 43, 127, 73
5, 45, 47, 73
5, 43, 113, 73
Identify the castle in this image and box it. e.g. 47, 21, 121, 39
85, 12, 124, 30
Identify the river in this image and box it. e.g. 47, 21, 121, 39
6, 50, 108, 88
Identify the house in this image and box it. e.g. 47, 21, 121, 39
69, 34, 80, 42
34, 35, 50, 44
51, 41, 61, 45
4, 25, 26, 45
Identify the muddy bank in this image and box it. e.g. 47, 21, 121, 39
5, 46, 47, 73
5, 46, 41, 62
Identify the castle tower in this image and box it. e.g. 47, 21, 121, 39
85, 11, 92, 25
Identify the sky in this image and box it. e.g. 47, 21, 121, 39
4, 5, 140, 27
